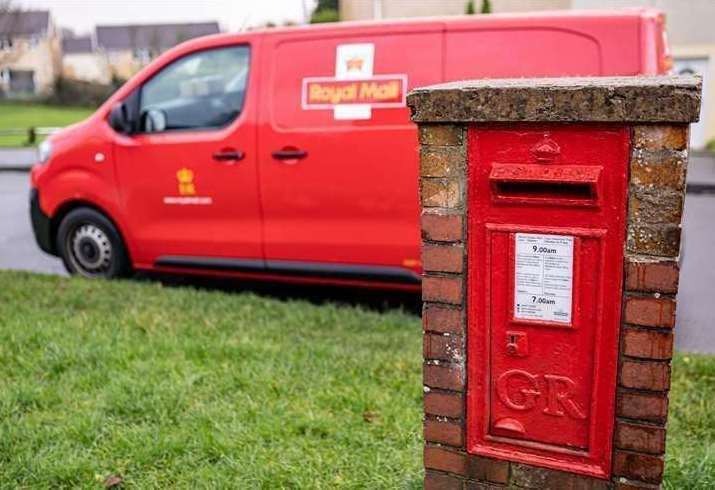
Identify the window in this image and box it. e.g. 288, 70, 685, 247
139, 45, 250, 133
133, 48, 153, 64
0, 37, 13, 51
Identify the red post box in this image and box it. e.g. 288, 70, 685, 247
468, 125, 629, 478
409, 77, 701, 489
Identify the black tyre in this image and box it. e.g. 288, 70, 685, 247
56, 208, 131, 279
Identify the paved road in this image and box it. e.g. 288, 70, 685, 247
0, 171, 66, 275
0, 148, 37, 170
1, 159, 714, 353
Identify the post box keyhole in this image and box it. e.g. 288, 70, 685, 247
506, 331, 528, 357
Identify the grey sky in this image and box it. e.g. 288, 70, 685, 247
18, 0, 318, 35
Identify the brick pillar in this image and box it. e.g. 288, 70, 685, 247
408, 76, 701, 490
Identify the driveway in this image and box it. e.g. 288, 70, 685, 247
1, 155, 714, 353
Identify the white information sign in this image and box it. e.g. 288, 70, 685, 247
514, 233, 574, 324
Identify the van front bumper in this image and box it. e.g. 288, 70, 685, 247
30, 188, 55, 255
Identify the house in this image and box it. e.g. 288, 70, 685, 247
0, 10, 62, 97
62, 35, 111, 85
340, 0, 569, 20
340, 0, 715, 148
95, 22, 221, 80
571, 0, 715, 149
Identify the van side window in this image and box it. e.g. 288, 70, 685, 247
139, 45, 250, 133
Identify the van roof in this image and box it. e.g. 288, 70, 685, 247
239, 7, 660, 37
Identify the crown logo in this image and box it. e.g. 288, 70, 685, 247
530, 137, 561, 164
346, 56, 364, 72
177, 167, 196, 196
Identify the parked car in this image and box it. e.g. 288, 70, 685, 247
30, 9, 671, 290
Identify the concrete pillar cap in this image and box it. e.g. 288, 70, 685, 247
407, 75, 702, 124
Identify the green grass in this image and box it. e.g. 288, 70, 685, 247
0, 270, 712, 488
0, 103, 93, 147
665, 353, 715, 489
0, 271, 422, 488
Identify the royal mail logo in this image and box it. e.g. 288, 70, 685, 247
302, 74, 407, 110
163, 167, 213, 206
300, 43, 408, 120
176, 167, 196, 196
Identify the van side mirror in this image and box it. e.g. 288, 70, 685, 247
140, 108, 167, 133
108, 102, 133, 134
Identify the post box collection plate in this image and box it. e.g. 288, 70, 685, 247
466, 124, 629, 479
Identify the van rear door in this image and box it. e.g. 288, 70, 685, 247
444, 12, 658, 80
258, 24, 442, 279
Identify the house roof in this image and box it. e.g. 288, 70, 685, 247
62, 36, 93, 54
0, 10, 50, 37
95, 22, 220, 52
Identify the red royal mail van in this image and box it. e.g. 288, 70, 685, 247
30, 9, 671, 290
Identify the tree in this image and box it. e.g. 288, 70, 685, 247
311, 0, 339, 24
465, 0, 476, 15
481, 0, 492, 14
315, 0, 338, 11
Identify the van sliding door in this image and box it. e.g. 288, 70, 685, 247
257, 25, 443, 280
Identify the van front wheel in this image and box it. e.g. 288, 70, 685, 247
56, 208, 131, 279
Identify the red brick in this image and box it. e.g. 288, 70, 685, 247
465, 482, 506, 490
467, 455, 509, 484
424, 333, 449, 360
425, 333, 464, 363
422, 211, 464, 242
622, 328, 674, 360
423, 276, 464, 305
625, 258, 679, 294
424, 304, 464, 335
613, 450, 664, 484
425, 417, 464, 447
627, 223, 681, 258
419, 124, 463, 146
628, 189, 683, 226
624, 296, 676, 328
615, 421, 666, 455
510, 463, 608, 489
620, 360, 671, 391
633, 125, 688, 151
421, 178, 463, 208
421, 146, 466, 177
614, 479, 659, 489
616, 391, 668, 423
424, 445, 467, 475
425, 470, 464, 490
630, 149, 686, 191
425, 363, 465, 391
425, 391, 463, 419
423, 244, 464, 273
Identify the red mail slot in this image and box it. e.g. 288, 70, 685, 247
489, 164, 602, 206
467, 124, 629, 479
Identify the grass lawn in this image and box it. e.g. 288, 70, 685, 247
0, 270, 712, 488
0, 103, 94, 147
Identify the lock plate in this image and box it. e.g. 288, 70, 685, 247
506, 331, 528, 357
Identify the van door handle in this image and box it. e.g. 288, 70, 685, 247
213, 150, 245, 162
272, 149, 308, 160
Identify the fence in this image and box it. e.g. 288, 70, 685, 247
0, 127, 62, 145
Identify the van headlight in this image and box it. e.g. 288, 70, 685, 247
38, 140, 53, 164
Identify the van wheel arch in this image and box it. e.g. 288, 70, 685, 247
50, 201, 131, 263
